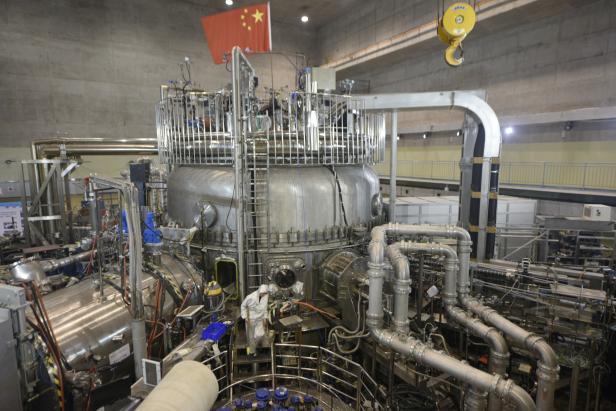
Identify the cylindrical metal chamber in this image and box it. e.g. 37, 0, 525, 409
167, 164, 384, 294
41, 256, 194, 370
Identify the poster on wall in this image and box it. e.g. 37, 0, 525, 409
0, 202, 23, 236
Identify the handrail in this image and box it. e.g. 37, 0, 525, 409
379, 159, 616, 190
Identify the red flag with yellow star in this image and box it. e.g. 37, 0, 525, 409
201, 2, 272, 64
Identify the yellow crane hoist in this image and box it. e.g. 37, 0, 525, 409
437, 2, 476, 67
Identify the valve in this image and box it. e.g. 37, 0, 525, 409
437, 2, 476, 67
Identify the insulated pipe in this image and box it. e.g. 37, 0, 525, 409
89, 175, 146, 378
461, 296, 558, 411
391, 240, 509, 411
385, 244, 411, 333
371, 328, 534, 411
368, 223, 475, 329
136, 360, 219, 411
10, 250, 95, 283
359, 91, 502, 261
454, 234, 559, 411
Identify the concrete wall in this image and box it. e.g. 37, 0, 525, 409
0, 0, 315, 148
318, 0, 616, 167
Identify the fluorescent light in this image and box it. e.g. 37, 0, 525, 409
300, 15, 309, 23
504, 126, 514, 135
225, 0, 233, 5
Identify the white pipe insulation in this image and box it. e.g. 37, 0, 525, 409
137, 361, 219, 411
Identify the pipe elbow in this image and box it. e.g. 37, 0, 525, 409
485, 328, 508, 356
507, 383, 536, 411
528, 336, 558, 369
449, 225, 472, 242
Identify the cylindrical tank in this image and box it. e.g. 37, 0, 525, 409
167, 165, 384, 294
42, 256, 194, 370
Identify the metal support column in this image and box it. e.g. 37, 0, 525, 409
389, 110, 398, 223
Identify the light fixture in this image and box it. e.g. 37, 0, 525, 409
422, 133, 427, 139
396, 136, 400, 141
564, 121, 573, 131
456, 129, 462, 137
225, 0, 233, 6
300, 15, 309, 23
504, 126, 514, 135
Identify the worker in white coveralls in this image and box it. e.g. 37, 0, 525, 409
241, 284, 269, 354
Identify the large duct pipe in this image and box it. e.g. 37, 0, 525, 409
461, 296, 558, 411
10, 250, 95, 283
367, 223, 472, 329
388, 240, 509, 411
452, 236, 559, 410
136, 360, 219, 411
371, 328, 534, 411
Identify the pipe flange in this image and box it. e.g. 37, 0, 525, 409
536, 361, 560, 382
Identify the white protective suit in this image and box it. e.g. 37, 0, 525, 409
240, 284, 269, 352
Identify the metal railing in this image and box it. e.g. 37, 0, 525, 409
156, 91, 386, 167
204, 343, 385, 410
385, 160, 616, 190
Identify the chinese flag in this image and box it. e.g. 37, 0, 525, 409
201, 2, 272, 64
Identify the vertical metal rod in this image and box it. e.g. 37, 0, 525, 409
232, 47, 247, 301
569, 365, 580, 411
389, 110, 398, 223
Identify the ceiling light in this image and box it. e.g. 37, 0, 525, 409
225, 0, 233, 5
504, 126, 514, 135
300, 15, 309, 23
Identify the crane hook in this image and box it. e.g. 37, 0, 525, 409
438, 2, 476, 67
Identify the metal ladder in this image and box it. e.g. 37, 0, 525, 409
242, 134, 271, 292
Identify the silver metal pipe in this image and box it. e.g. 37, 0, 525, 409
389, 110, 398, 222
359, 91, 502, 260
10, 250, 94, 283
384, 244, 410, 333
31, 138, 158, 159
371, 328, 534, 411
461, 296, 558, 411
369, 223, 512, 410
368, 223, 471, 329
392, 240, 509, 410
456, 234, 559, 411
89, 175, 145, 378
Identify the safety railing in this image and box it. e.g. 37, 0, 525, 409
206, 343, 385, 410
384, 160, 616, 190
156, 91, 386, 167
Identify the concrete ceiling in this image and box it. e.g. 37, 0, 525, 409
208, 0, 361, 28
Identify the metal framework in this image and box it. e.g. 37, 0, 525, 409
203, 343, 384, 411
19, 159, 76, 246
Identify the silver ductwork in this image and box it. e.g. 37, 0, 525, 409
386, 240, 509, 411
367, 223, 557, 410
10, 250, 94, 283
371, 329, 534, 411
